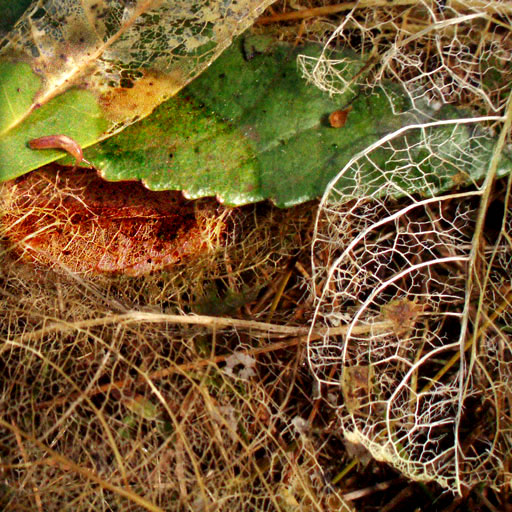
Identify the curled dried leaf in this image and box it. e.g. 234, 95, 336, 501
1, 167, 225, 275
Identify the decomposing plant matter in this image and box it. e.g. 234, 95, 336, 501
1, 167, 224, 275
301, 0, 512, 494
2, 1, 512, 509
0, 172, 349, 509
1, 0, 275, 113
299, 0, 512, 116
308, 103, 512, 493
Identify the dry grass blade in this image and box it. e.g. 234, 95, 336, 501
1, 419, 164, 512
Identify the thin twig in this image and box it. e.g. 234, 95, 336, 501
11, 420, 43, 512
8, 310, 395, 345
257, 0, 421, 24
37, 336, 304, 409
341, 478, 402, 501
31, 315, 395, 409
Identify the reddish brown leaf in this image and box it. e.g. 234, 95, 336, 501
1, 167, 224, 275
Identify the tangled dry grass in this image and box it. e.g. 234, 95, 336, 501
0, 166, 339, 511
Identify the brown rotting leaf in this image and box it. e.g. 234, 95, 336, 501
1, 167, 224, 275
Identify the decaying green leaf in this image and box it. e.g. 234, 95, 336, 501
0, 0, 275, 180
86, 37, 512, 207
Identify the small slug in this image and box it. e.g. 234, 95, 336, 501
28, 135, 91, 168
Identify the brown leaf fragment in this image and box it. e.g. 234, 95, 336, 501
1, 167, 224, 275
328, 106, 352, 128
381, 297, 425, 337
341, 364, 374, 416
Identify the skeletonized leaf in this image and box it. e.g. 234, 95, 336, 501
308, 99, 512, 492
2, 167, 221, 275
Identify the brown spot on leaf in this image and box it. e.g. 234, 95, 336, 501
100, 70, 184, 122
1, 167, 224, 275
451, 170, 470, 187
381, 297, 425, 337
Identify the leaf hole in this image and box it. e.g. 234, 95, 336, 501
31, 8, 45, 20
120, 78, 135, 88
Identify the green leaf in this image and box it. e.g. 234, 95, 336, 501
88, 38, 403, 207
88, 37, 512, 207
0, 62, 108, 179
0, 0, 274, 181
